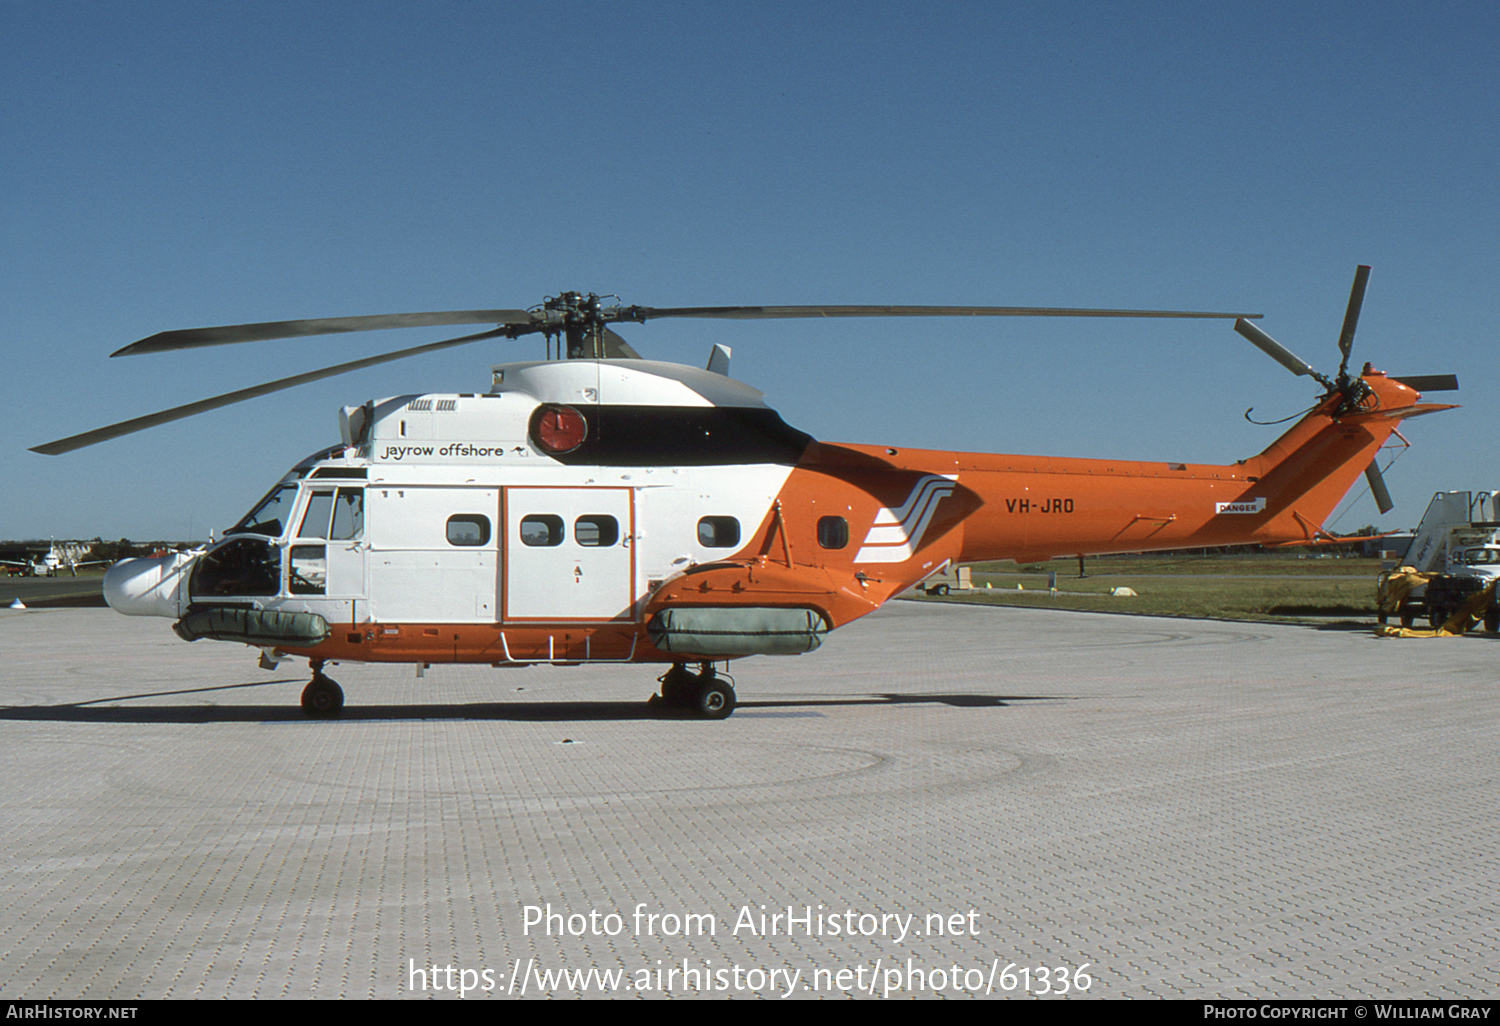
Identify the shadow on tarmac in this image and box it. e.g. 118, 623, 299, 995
0, 680, 1056, 724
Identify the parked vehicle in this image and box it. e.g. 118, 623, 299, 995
1377, 490, 1500, 631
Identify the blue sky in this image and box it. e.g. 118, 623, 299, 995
3, 0, 1496, 541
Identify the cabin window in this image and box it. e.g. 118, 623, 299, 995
817, 516, 849, 549
289, 545, 327, 594
446, 514, 491, 547
574, 515, 619, 547
697, 516, 740, 548
519, 514, 565, 547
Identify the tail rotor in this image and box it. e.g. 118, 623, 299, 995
1233, 265, 1457, 515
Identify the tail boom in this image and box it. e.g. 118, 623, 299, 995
663, 372, 1448, 638
950, 371, 1448, 563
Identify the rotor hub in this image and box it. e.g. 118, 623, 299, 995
538, 291, 622, 358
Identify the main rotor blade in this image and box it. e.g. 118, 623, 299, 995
110, 301, 1263, 357
1234, 318, 1330, 383
112, 310, 535, 356
1365, 460, 1395, 515
32, 326, 508, 455
1336, 265, 1371, 375
622, 304, 1262, 322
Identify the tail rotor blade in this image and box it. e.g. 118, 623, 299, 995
1365, 460, 1395, 515
1336, 265, 1371, 376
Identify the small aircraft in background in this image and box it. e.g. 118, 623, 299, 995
1, 542, 108, 577
32, 267, 1455, 718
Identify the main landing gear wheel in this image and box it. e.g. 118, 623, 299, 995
694, 677, 735, 720
656, 664, 699, 707
651, 663, 736, 719
301, 669, 344, 718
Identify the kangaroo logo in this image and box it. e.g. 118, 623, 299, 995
854, 474, 958, 564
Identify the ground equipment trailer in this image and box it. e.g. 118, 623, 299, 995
1379, 490, 1500, 630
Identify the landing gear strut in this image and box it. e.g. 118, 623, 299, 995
652, 662, 736, 720
301, 659, 344, 718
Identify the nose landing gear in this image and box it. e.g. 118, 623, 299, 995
651, 662, 736, 719
301, 660, 344, 718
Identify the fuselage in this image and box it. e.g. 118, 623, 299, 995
103, 357, 1435, 666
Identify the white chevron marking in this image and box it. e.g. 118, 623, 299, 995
854, 474, 957, 564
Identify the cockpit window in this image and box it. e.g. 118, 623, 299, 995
331, 489, 363, 540
296, 487, 364, 541
298, 491, 335, 539
227, 484, 299, 537
191, 537, 281, 597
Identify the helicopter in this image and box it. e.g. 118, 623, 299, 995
31, 267, 1455, 719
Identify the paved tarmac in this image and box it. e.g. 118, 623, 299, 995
4, 573, 105, 607
1, 601, 1496, 1000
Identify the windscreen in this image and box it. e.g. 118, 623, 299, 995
226, 483, 299, 537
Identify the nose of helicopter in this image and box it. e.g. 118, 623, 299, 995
103, 552, 195, 618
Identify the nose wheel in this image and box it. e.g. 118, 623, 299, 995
301, 662, 344, 718
651, 662, 736, 719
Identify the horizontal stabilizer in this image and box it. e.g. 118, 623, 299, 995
1342, 402, 1459, 423
1391, 374, 1459, 392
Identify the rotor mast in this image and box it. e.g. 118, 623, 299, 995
540, 291, 627, 360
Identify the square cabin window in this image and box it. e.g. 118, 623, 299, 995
574, 515, 619, 547
697, 516, 740, 548
817, 515, 849, 549
519, 514, 564, 547
289, 545, 327, 594
446, 514, 491, 546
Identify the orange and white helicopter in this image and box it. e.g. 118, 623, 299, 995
33, 267, 1455, 718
